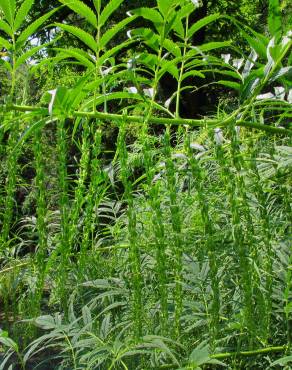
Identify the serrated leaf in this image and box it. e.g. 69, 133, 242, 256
194, 41, 231, 53
0, 19, 13, 36
97, 39, 135, 66
14, 0, 34, 31
15, 40, 56, 68
54, 23, 97, 51
58, 0, 97, 28
0, 0, 15, 26
54, 47, 95, 69
163, 38, 181, 57
99, 0, 123, 28
82, 305, 92, 329
16, 7, 59, 49
188, 13, 220, 39
131, 7, 164, 30
157, 0, 177, 17
182, 70, 205, 81
130, 28, 160, 51
0, 35, 12, 50
99, 15, 137, 50
217, 80, 240, 90
0, 58, 12, 72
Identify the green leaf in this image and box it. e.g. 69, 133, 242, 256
14, 0, 34, 31
16, 118, 47, 148
157, 0, 177, 17
0, 19, 13, 36
99, 15, 137, 50
97, 39, 135, 66
0, 35, 12, 50
54, 47, 95, 69
54, 23, 97, 51
217, 80, 241, 90
268, 0, 282, 37
15, 40, 57, 68
16, 7, 59, 49
188, 13, 220, 39
163, 38, 181, 57
270, 355, 292, 366
0, 0, 16, 26
131, 8, 164, 30
34, 315, 58, 330
0, 330, 19, 352
58, 0, 97, 28
182, 70, 205, 81
129, 28, 160, 51
0, 58, 12, 72
99, 0, 123, 28
192, 41, 231, 54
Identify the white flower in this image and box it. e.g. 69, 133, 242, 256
127, 86, 138, 94
143, 88, 155, 98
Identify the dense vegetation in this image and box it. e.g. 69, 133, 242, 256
0, 0, 291, 368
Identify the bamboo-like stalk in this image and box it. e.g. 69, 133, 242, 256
8, 105, 292, 135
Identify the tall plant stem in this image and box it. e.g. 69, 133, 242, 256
32, 126, 48, 315
56, 118, 70, 308
163, 126, 183, 337
117, 118, 143, 340
185, 131, 220, 348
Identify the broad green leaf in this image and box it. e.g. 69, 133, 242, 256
187, 13, 220, 39
131, 8, 164, 30
99, 0, 123, 28
14, 0, 34, 31
54, 23, 97, 51
58, 0, 97, 28
99, 15, 137, 50
0, 19, 13, 36
268, 0, 281, 37
54, 47, 95, 69
0, 0, 15, 26
16, 7, 59, 49
0, 35, 12, 50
